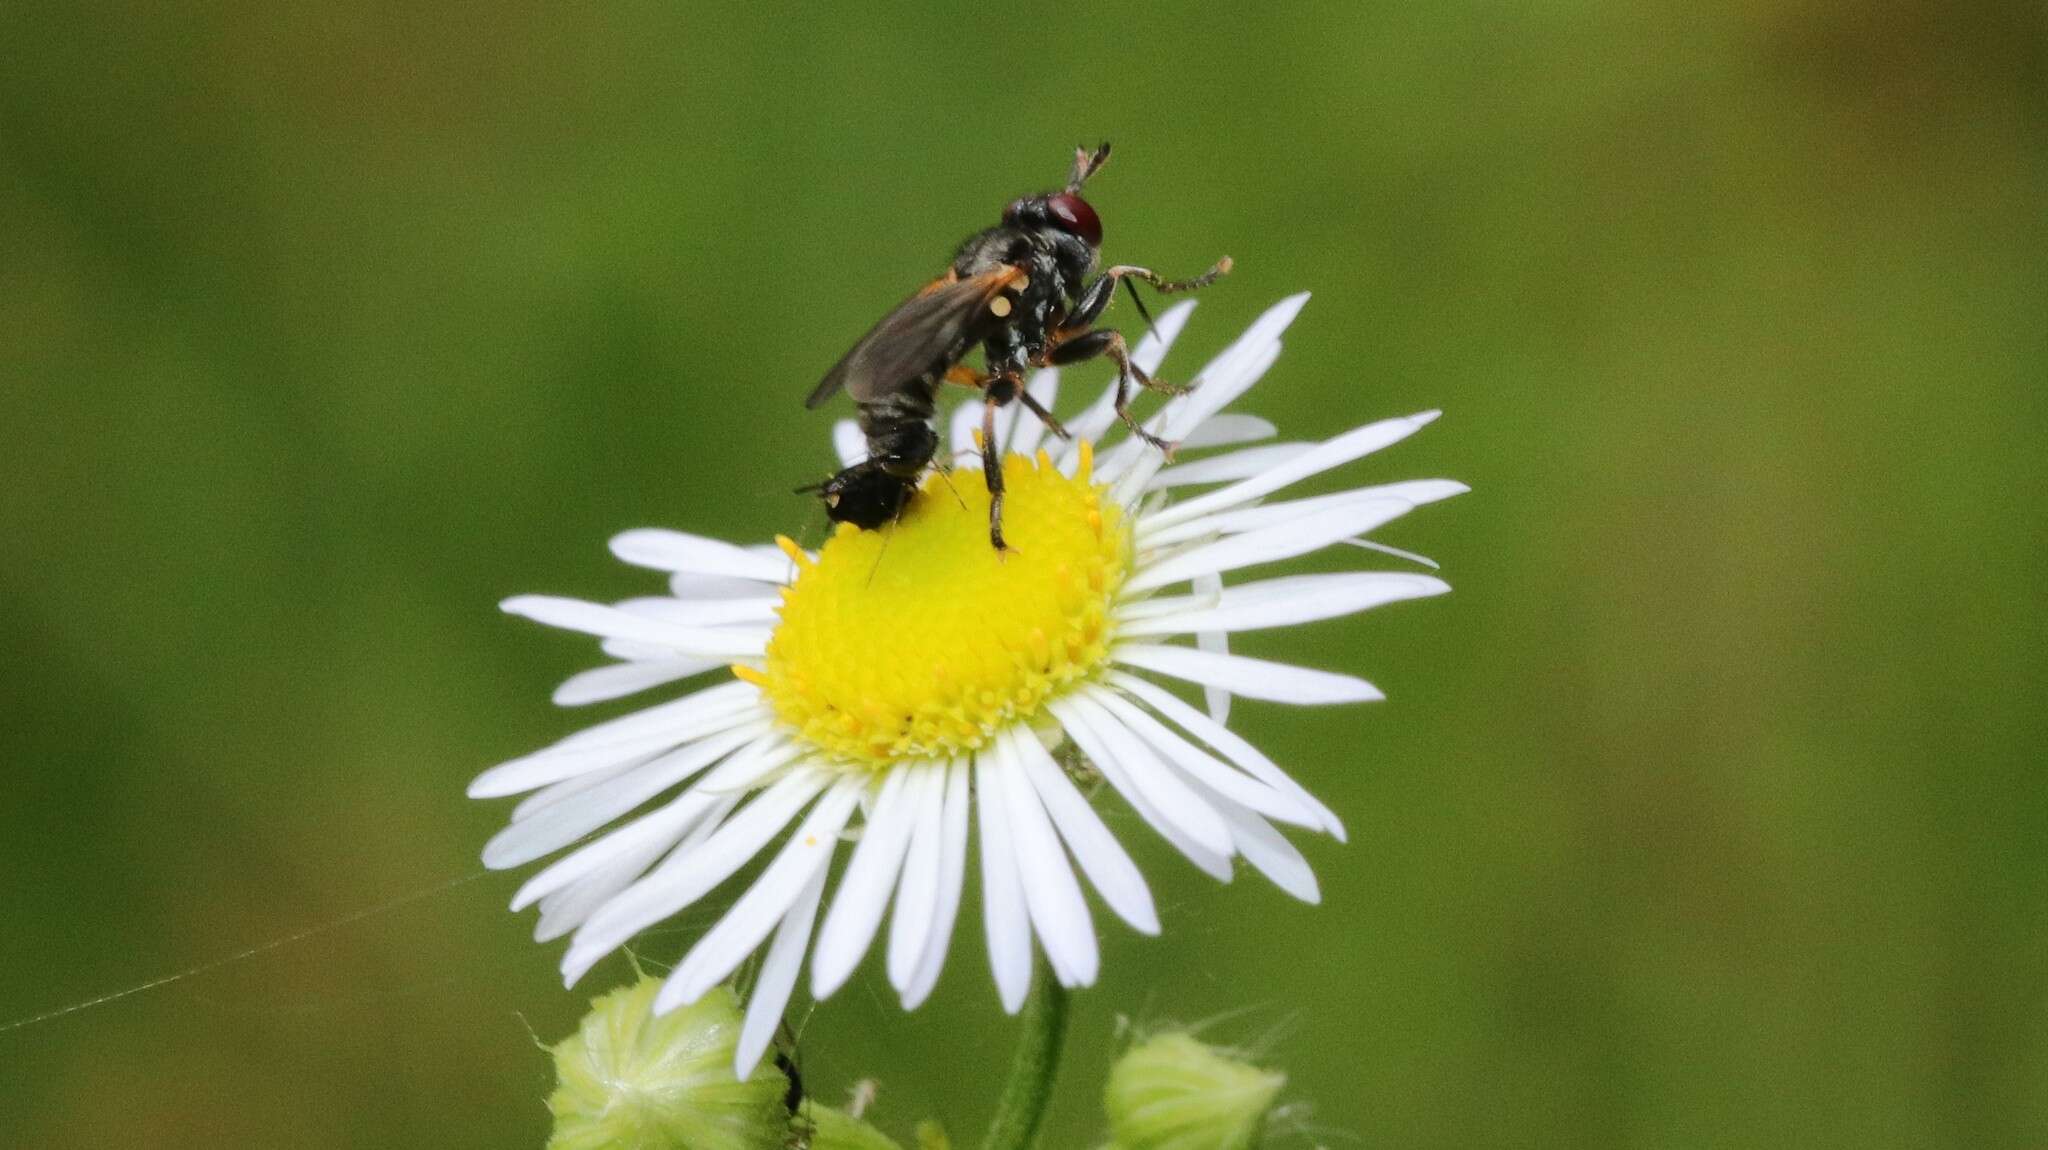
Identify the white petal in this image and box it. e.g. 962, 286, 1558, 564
949, 394, 982, 457
501, 595, 770, 659
468, 682, 762, 798
532, 791, 740, 942
1138, 480, 1468, 550
511, 788, 724, 913
1117, 572, 1452, 637
1124, 500, 1420, 595
660, 777, 862, 1010
512, 744, 774, 912
733, 861, 828, 1080
483, 723, 767, 869
1192, 571, 1231, 726
550, 679, 761, 752
1085, 687, 1317, 829
976, 754, 1034, 1013
551, 658, 721, 706
617, 596, 782, 627
1047, 696, 1235, 872
886, 766, 949, 990
1178, 413, 1277, 450
1138, 411, 1440, 534
1114, 644, 1382, 705
510, 756, 643, 822
811, 769, 924, 998
902, 758, 972, 1009
1107, 671, 1345, 840
993, 730, 1098, 988
833, 419, 866, 466
1005, 368, 1060, 457
1011, 728, 1158, 934
688, 734, 802, 794
562, 769, 828, 985
506, 726, 783, 825
530, 833, 674, 941
601, 637, 681, 662
669, 571, 782, 600
609, 529, 795, 584
470, 733, 678, 802
1344, 537, 1441, 569
1154, 294, 1307, 442
1210, 795, 1320, 903
1147, 443, 1316, 490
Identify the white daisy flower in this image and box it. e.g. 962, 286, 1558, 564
471, 294, 1464, 1079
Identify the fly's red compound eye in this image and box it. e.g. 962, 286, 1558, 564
1045, 193, 1102, 246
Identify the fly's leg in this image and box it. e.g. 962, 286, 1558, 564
1058, 257, 1233, 339
1048, 329, 1175, 454
1100, 259, 1233, 299
1015, 387, 1069, 440
980, 390, 1009, 552
943, 364, 990, 390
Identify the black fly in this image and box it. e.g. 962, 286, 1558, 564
804, 144, 1230, 550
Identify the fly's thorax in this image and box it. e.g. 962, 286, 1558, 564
951, 225, 1025, 278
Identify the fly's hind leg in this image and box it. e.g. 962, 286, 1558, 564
1048, 329, 1176, 455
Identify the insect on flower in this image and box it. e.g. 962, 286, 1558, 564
804, 143, 1232, 550
476, 293, 1466, 1080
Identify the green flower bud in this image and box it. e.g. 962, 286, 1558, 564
545, 976, 792, 1150
1103, 1032, 1286, 1150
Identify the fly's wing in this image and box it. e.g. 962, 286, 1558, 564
804, 268, 1023, 408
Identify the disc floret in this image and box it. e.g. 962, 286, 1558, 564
742, 446, 1126, 770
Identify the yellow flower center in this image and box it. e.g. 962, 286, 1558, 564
738, 444, 1127, 771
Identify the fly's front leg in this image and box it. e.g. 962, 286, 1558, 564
1057, 257, 1234, 338
1048, 329, 1176, 454
1101, 259, 1233, 298
1059, 272, 1122, 334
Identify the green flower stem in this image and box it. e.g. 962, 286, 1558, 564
979, 964, 1071, 1150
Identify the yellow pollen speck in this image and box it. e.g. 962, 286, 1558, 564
751, 449, 1129, 772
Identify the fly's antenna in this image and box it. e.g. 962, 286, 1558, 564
1066, 141, 1112, 192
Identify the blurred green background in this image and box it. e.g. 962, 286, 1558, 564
4, 2, 2042, 1146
